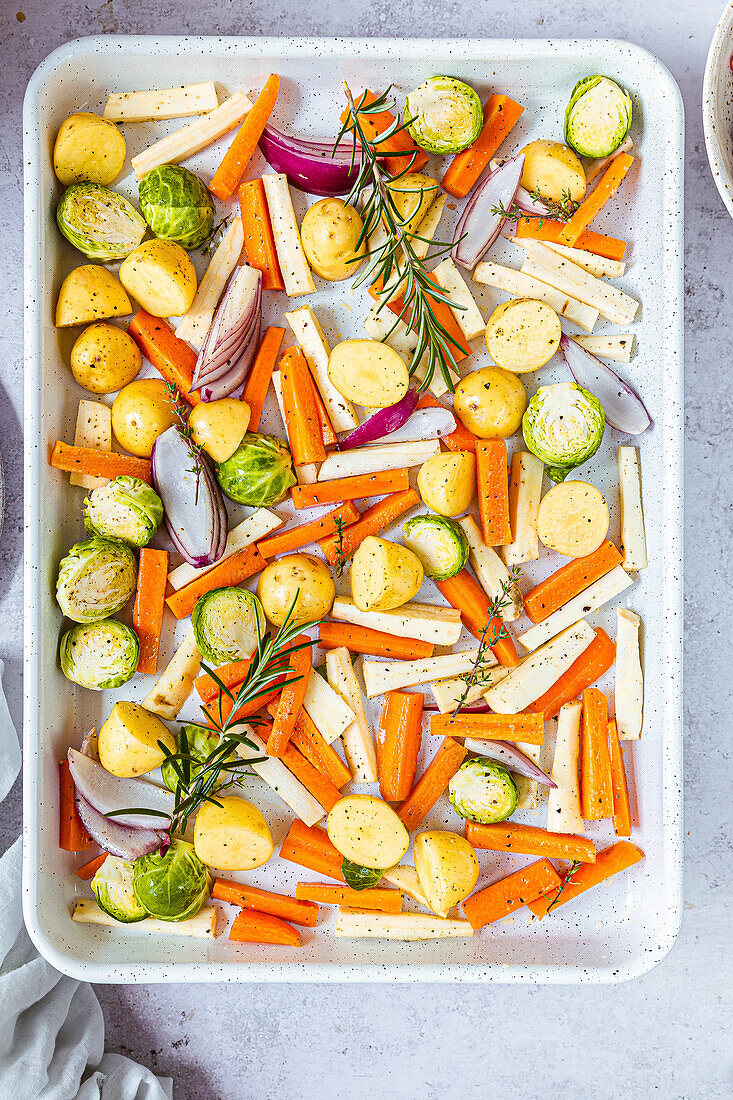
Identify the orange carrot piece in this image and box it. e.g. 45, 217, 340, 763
476, 439, 512, 546
307, 370, 338, 450
465, 821, 596, 863
318, 489, 420, 566
209, 75, 280, 201
528, 628, 616, 721
291, 470, 410, 508
434, 569, 519, 667
281, 743, 343, 811
75, 853, 107, 880
396, 737, 467, 830
318, 621, 434, 661
378, 691, 424, 802
416, 395, 478, 453
241, 326, 285, 429
279, 346, 326, 465
238, 178, 285, 291
201, 685, 282, 730
133, 548, 168, 675
607, 718, 632, 837
295, 883, 403, 914
58, 761, 94, 852
462, 858, 561, 930
523, 540, 623, 624
286, 707, 352, 789
128, 311, 200, 405
267, 636, 312, 757
580, 688, 613, 821
50, 442, 152, 485
527, 841, 645, 918
514, 217, 627, 262
280, 820, 345, 882
229, 908, 302, 946
195, 658, 253, 704
441, 94, 524, 199
165, 545, 266, 621
430, 712, 544, 745
388, 276, 472, 363
340, 89, 429, 175
257, 501, 360, 559
212, 877, 318, 926
557, 152, 634, 247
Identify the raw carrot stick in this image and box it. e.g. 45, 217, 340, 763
580, 688, 613, 821
557, 152, 634, 247
430, 712, 544, 745
165, 545, 266, 620
523, 540, 623, 623
201, 684, 283, 729
58, 761, 94, 852
128, 311, 200, 405
238, 178, 285, 291
284, 707, 352, 788
50, 442, 152, 485
279, 346, 326, 465
433, 569, 519, 666
281, 743, 343, 811
416, 395, 478, 453
396, 737, 467, 830
133, 548, 168, 675
229, 908, 302, 946
377, 691, 424, 801
607, 718, 632, 837
528, 628, 616, 721
209, 74, 280, 201
295, 883, 403, 914
279, 820, 345, 881
318, 489, 420, 566
441, 94, 524, 199
388, 277, 472, 362
318, 621, 434, 661
241, 326, 285, 429
527, 840, 644, 918
75, 853, 106, 880
465, 821, 596, 863
212, 877, 319, 926
195, 658, 253, 703
340, 89, 429, 175
257, 502, 360, 558
267, 636, 312, 757
476, 439, 512, 546
514, 217, 628, 262
462, 858, 561, 930
307, 371, 338, 450
291, 470, 410, 508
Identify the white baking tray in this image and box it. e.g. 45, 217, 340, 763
23, 36, 683, 983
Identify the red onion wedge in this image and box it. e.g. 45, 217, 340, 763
259, 124, 362, 196
152, 426, 228, 566
559, 334, 651, 435
462, 738, 557, 787
192, 265, 262, 401
514, 185, 549, 216
452, 155, 524, 270
361, 406, 456, 447
68, 749, 174, 831
338, 388, 419, 450
75, 793, 168, 860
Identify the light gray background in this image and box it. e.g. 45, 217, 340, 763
2, 2, 731, 1098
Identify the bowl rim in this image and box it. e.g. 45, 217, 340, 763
703, 2, 733, 218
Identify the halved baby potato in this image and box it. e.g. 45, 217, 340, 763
98, 700, 176, 778
537, 479, 609, 558
485, 298, 561, 373
189, 398, 251, 463
194, 795, 273, 871
386, 172, 438, 235
328, 339, 409, 408
54, 111, 127, 186
327, 795, 410, 870
518, 139, 587, 205
414, 830, 479, 914
56, 265, 132, 327
351, 535, 423, 613
119, 239, 197, 318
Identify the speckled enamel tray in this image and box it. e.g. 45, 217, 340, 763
703, 2, 733, 217
23, 36, 684, 983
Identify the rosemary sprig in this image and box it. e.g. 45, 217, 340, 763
490, 188, 579, 228
332, 513, 348, 577
202, 213, 232, 257
165, 381, 205, 504
451, 565, 523, 716
545, 860, 582, 914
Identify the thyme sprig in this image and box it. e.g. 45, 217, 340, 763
451, 565, 522, 716
545, 860, 582, 914
202, 213, 232, 257
332, 513, 348, 577
165, 381, 205, 503
490, 187, 579, 228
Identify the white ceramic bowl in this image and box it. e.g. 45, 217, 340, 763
704, 2, 733, 217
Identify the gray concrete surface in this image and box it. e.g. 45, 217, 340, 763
2, 2, 732, 1097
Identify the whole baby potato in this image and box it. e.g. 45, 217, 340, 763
301, 198, 366, 281
328, 339, 409, 409
351, 535, 423, 613
70, 322, 142, 394
112, 378, 177, 457
119, 239, 197, 318
453, 366, 527, 439
56, 265, 132, 327
417, 451, 476, 517
518, 139, 587, 204
189, 398, 251, 463
194, 796, 273, 871
257, 553, 335, 627
98, 700, 176, 778
53, 111, 127, 186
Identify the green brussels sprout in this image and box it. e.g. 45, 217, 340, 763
132, 839, 211, 922
341, 858, 385, 891
564, 76, 632, 159
56, 182, 147, 261
84, 475, 163, 547
60, 618, 140, 690
161, 724, 228, 795
449, 758, 518, 824
91, 855, 147, 923
56, 536, 137, 623
215, 432, 296, 507
405, 76, 483, 155
522, 382, 605, 483
192, 586, 265, 665
402, 514, 469, 580
138, 165, 215, 250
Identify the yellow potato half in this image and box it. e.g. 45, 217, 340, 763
417, 451, 475, 517
519, 139, 587, 204
119, 239, 197, 318
328, 339, 409, 409
257, 553, 335, 627
351, 535, 424, 613
70, 322, 142, 394
327, 795, 410, 870
386, 173, 438, 236
537, 480, 609, 558
485, 298, 562, 374
189, 399, 251, 463
300, 198, 366, 281
194, 796, 273, 871
453, 366, 527, 439
56, 266, 132, 328
98, 701, 176, 778
414, 831, 479, 913
112, 378, 177, 458
54, 111, 126, 186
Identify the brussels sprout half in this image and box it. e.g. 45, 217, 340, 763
341, 858, 385, 891
564, 76, 632, 159
522, 382, 605, 483
449, 758, 518, 824
91, 855, 147, 922
84, 475, 163, 547
161, 724, 228, 796
56, 536, 137, 624
60, 618, 140, 690
405, 76, 483, 155
215, 432, 296, 507
132, 839, 211, 922
402, 514, 469, 580
192, 586, 265, 666
56, 182, 147, 261
138, 165, 215, 250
